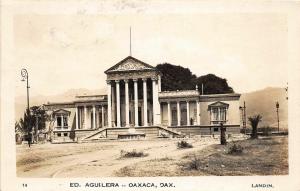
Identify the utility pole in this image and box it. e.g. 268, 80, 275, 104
276, 102, 280, 132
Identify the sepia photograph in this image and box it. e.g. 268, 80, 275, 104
1, 0, 300, 191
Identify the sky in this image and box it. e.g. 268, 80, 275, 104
13, 1, 288, 97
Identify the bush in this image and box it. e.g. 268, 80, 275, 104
187, 154, 201, 170
177, 141, 193, 149
120, 149, 148, 158
228, 143, 244, 155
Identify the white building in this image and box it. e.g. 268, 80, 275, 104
44, 56, 241, 143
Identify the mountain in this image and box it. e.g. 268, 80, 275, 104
240, 87, 288, 129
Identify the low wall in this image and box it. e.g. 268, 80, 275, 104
169, 125, 241, 136
52, 129, 96, 143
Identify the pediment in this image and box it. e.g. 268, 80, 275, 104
105, 56, 156, 74
208, 101, 229, 108
52, 109, 71, 115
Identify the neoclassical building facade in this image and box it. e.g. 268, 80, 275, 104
44, 56, 241, 143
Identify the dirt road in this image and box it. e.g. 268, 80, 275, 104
17, 137, 223, 177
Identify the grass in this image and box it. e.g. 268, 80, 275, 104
115, 136, 288, 176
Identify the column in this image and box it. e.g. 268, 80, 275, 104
84, 105, 87, 129
143, 78, 148, 126
218, 107, 221, 123
152, 77, 160, 125
107, 80, 112, 127
111, 82, 116, 127
93, 105, 96, 129
177, 101, 181, 126
102, 106, 105, 127
124, 79, 130, 127
196, 100, 200, 125
168, 102, 172, 126
158, 75, 161, 92
61, 115, 64, 128
186, 101, 190, 126
76, 106, 79, 129
134, 79, 139, 126
116, 80, 121, 127
210, 108, 213, 124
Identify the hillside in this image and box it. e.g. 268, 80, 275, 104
240, 87, 288, 129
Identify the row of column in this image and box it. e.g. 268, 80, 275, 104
167, 100, 200, 126
75, 105, 105, 129
107, 77, 160, 128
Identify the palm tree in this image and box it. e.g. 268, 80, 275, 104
248, 114, 262, 139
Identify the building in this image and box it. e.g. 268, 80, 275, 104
44, 56, 241, 143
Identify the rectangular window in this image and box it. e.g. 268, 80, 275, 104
214, 127, 219, 132
57, 133, 61, 137
57, 117, 62, 127
63, 133, 68, 137
211, 107, 227, 124
63, 116, 68, 127
220, 108, 226, 121
212, 108, 219, 121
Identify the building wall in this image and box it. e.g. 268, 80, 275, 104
200, 99, 240, 126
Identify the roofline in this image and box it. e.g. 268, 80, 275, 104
75, 94, 107, 98
104, 56, 157, 74
200, 93, 241, 98
43, 102, 75, 106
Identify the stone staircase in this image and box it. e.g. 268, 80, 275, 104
156, 125, 183, 137
80, 128, 108, 141
80, 126, 183, 142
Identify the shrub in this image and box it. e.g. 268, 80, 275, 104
120, 149, 148, 158
177, 141, 193, 149
228, 143, 244, 155
187, 154, 201, 170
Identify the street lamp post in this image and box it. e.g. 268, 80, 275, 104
21, 69, 30, 143
276, 102, 280, 132
239, 101, 246, 134
21, 69, 30, 111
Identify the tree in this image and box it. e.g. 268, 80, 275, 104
156, 63, 196, 91
22, 109, 35, 134
30, 106, 47, 131
248, 114, 262, 139
195, 74, 234, 94
156, 63, 234, 94
17, 106, 48, 142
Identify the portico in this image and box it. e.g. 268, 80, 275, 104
105, 56, 162, 128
